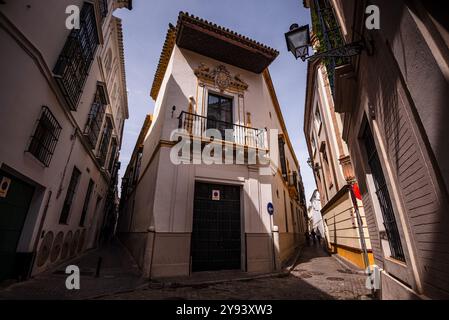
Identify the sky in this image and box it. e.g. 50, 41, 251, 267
114, 0, 316, 205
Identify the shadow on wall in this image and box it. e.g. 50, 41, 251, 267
355, 0, 449, 299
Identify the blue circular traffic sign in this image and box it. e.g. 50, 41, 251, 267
267, 202, 274, 215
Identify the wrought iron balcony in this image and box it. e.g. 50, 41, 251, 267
97, 117, 113, 167
178, 111, 267, 149
288, 172, 298, 189
287, 172, 300, 200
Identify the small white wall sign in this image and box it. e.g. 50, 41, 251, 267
212, 189, 220, 201
0, 177, 11, 198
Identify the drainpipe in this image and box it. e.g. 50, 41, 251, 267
348, 182, 370, 269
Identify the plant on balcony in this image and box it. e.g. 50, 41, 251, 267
310, 2, 348, 95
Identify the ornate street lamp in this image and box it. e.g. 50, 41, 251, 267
284, 23, 370, 62
284, 24, 310, 61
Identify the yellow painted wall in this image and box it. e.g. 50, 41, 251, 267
331, 243, 375, 269
323, 190, 373, 269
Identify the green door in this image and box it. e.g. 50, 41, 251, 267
0, 170, 35, 281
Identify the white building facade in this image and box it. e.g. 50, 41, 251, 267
0, 0, 131, 281
118, 12, 307, 278
308, 190, 324, 236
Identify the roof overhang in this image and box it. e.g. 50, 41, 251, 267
150, 12, 279, 100
175, 12, 279, 74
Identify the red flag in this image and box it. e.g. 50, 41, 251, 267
352, 183, 362, 200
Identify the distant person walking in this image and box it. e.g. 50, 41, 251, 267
310, 229, 316, 245
316, 228, 322, 246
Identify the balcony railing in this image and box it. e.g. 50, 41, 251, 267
97, 117, 113, 167
311, 0, 349, 96
287, 172, 300, 200
178, 111, 267, 149
288, 172, 298, 190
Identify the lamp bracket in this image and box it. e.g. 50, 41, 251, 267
303, 40, 365, 62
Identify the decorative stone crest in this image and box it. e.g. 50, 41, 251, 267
213, 65, 232, 91
194, 63, 248, 92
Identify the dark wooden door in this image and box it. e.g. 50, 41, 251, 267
0, 170, 35, 281
191, 182, 241, 272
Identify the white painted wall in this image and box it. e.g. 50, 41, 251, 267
0, 0, 129, 276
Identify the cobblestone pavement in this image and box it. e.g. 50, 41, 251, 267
0, 240, 145, 300
100, 245, 372, 300
0, 241, 372, 300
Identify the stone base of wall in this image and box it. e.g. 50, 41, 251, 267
150, 233, 191, 278
246, 233, 274, 273
120, 231, 300, 278
381, 271, 423, 300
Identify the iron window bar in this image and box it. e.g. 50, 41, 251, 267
363, 125, 406, 262
59, 166, 81, 224
177, 111, 266, 149
79, 179, 94, 227
53, 2, 99, 110
278, 135, 288, 180
84, 84, 108, 149
28, 106, 62, 167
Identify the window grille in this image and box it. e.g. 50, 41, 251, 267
53, 2, 99, 110
59, 167, 81, 224
28, 106, 62, 167
85, 84, 108, 149
79, 179, 94, 227
362, 124, 405, 262
278, 135, 288, 180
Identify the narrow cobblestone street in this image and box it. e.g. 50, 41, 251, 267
100, 244, 372, 300
0, 241, 372, 300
